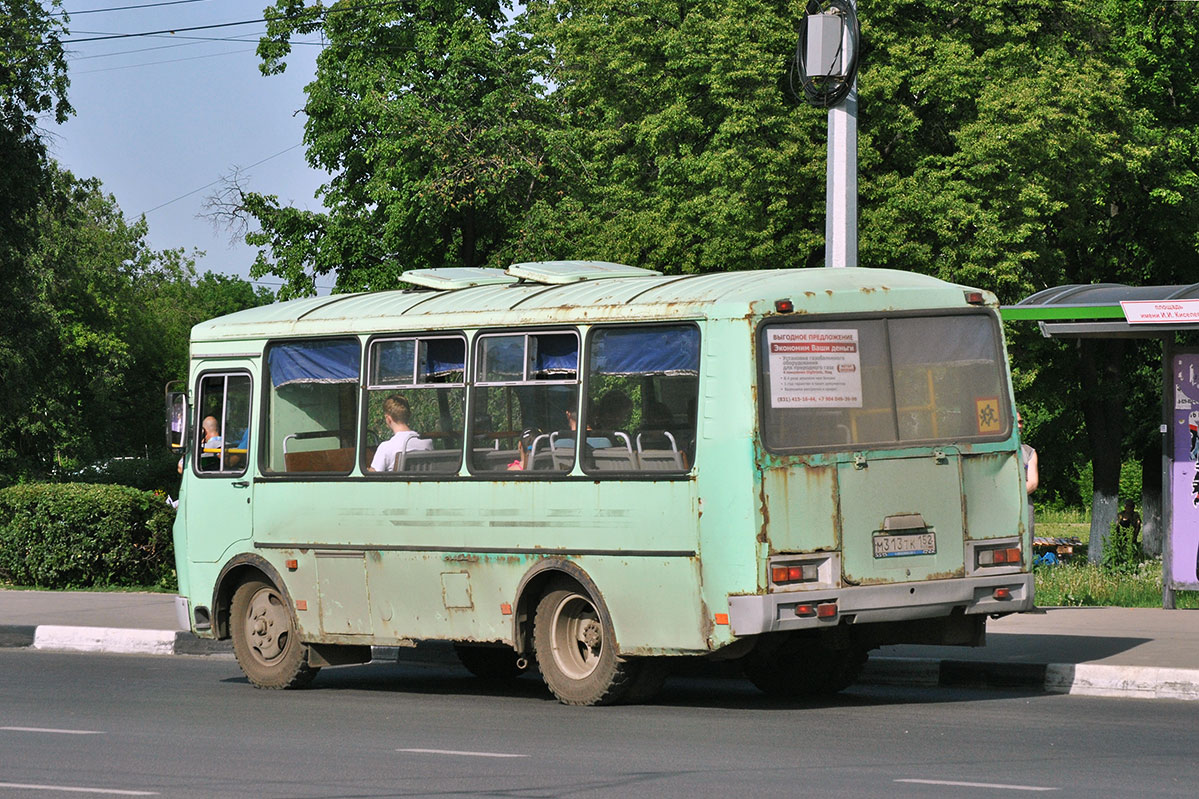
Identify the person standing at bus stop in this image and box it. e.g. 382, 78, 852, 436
369, 395, 432, 472
1019, 412, 1038, 536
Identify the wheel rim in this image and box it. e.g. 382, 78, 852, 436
243, 585, 291, 666
549, 592, 603, 680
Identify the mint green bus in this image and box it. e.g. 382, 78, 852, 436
170, 262, 1033, 705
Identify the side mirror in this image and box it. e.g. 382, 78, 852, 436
166, 382, 188, 451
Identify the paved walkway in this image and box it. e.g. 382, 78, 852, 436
3, 589, 1197, 700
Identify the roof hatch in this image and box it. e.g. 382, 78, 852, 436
399, 268, 519, 290
505, 261, 662, 285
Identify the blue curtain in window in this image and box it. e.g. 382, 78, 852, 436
426, 338, 466, 378
591, 326, 699, 376
268, 340, 360, 387
532, 334, 579, 376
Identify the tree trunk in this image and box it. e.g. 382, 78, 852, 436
1141, 438, 1163, 556
1077, 339, 1127, 563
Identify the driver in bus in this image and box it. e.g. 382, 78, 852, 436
369, 395, 433, 472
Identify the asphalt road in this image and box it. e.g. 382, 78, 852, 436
2, 650, 1197, 798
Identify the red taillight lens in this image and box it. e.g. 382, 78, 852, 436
772, 566, 789, 583
816, 602, 838, 619
978, 546, 1022, 567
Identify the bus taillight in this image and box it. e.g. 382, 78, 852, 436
771, 563, 819, 585
794, 602, 838, 619
976, 545, 1023, 567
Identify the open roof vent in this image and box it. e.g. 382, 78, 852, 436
400, 268, 519, 290
505, 261, 661, 285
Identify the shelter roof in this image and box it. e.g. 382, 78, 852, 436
1002, 283, 1199, 338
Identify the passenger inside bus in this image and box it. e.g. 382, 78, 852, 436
368, 395, 433, 472
196, 416, 223, 472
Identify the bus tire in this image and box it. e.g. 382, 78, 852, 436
230, 577, 319, 690
453, 644, 527, 680
743, 635, 867, 698
533, 580, 637, 706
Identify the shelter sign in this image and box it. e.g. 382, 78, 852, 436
1124, 299, 1199, 325
1171, 353, 1199, 585
767, 328, 862, 408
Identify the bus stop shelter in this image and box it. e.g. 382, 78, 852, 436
1002, 283, 1199, 607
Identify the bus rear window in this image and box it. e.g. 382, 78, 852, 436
759, 313, 1010, 452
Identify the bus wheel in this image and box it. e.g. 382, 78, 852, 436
742, 635, 867, 698
453, 644, 527, 680
230, 577, 319, 690
533, 581, 637, 706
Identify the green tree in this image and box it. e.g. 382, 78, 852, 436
226, 0, 555, 299
516, 0, 825, 272
1, 0, 71, 470
0, 164, 274, 484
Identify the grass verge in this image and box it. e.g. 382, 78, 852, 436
1035, 557, 1199, 608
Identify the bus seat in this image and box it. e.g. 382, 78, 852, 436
637, 449, 687, 471
399, 450, 461, 473
589, 447, 638, 471
284, 447, 356, 473
636, 430, 686, 471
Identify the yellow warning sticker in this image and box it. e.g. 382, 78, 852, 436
975, 397, 1002, 435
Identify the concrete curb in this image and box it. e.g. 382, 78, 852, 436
862, 656, 1199, 701
0, 625, 232, 657
4, 625, 1198, 701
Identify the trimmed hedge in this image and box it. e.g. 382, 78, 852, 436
0, 483, 176, 589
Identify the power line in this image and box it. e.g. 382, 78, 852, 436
66, 35, 323, 62
59, 1, 407, 45
140, 142, 306, 216
57, 0, 214, 16
63, 16, 268, 43
72, 45, 257, 74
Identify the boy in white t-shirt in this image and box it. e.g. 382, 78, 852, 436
369, 395, 432, 472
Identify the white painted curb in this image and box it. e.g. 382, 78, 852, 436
1047, 663, 1199, 701
32, 625, 177, 656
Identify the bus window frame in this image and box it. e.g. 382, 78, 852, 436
467, 327, 581, 478
579, 321, 702, 479
258, 335, 363, 478
755, 307, 1013, 456
191, 369, 253, 479
361, 331, 468, 479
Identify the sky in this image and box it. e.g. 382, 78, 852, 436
45, 0, 331, 291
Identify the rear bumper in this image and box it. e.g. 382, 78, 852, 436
727, 573, 1034, 636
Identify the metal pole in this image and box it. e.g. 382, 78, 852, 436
1163, 338, 1176, 609
825, 1, 857, 269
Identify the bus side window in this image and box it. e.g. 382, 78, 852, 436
582, 325, 700, 475
364, 335, 466, 476
263, 338, 361, 475
469, 331, 579, 475
193, 372, 251, 476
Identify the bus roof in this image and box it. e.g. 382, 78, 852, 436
191, 266, 992, 343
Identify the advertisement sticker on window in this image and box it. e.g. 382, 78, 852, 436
767, 328, 863, 408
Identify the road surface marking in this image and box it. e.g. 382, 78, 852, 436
896, 779, 1058, 792
397, 748, 529, 759
1, 727, 105, 735
0, 783, 156, 796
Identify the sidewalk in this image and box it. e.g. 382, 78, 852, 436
2, 589, 1197, 700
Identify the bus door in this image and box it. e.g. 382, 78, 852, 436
185, 368, 255, 563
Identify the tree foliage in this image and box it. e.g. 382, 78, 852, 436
235, 0, 557, 298
232, 0, 1199, 538
0, 164, 273, 485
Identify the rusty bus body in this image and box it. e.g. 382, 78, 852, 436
171, 263, 1033, 704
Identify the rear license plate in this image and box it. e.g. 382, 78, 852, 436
873, 531, 936, 558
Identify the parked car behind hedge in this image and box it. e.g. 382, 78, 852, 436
0, 483, 176, 589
